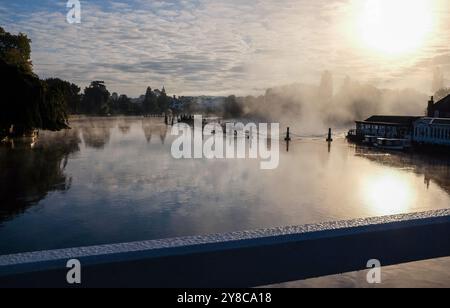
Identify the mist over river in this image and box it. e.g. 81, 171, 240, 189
1, 116, 450, 287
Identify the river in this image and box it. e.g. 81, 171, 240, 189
1, 116, 450, 287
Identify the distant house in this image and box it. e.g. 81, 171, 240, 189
427, 95, 450, 118
413, 117, 450, 146
355, 116, 421, 140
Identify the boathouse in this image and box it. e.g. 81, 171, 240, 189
427, 95, 450, 118
355, 116, 421, 139
413, 117, 450, 146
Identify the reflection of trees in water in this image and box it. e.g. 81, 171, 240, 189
141, 119, 168, 144
118, 124, 131, 135
118, 118, 134, 135
355, 146, 450, 194
78, 118, 115, 149
0, 128, 81, 222
160, 125, 168, 144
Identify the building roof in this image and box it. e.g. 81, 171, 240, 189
434, 94, 450, 110
416, 117, 450, 126
357, 116, 422, 126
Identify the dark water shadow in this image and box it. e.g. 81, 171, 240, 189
0, 129, 81, 223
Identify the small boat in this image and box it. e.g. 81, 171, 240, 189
363, 135, 378, 146
374, 138, 411, 151
346, 129, 363, 142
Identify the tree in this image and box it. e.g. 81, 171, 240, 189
0, 27, 33, 74
81, 81, 110, 115
45, 78, 81, 114
0, 28, 70, 137
0, 59, 44, 136
143, 87, 158, 114
435, 88, 450, 102
223, 95, 243, 118
157, 87, 170, 113
117, 94, 132, 114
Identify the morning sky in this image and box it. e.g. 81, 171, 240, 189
1, 0, 449, 96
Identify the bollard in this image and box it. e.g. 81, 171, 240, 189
326, 128, 333, 142
285, 127, 292, 142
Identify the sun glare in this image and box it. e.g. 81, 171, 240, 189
362, 172, 416, 216
358, 0, 433, 55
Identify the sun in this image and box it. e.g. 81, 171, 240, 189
357, 0, 433, 55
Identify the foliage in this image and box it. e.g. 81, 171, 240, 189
223, 95, 244, 118
435, 88, 450, 102
81, 81, 111, 115
46, 78, 81, 114
0, 28, 70, 136
0, 27, 33, 74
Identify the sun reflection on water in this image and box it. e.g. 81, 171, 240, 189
361, 171, 417, 216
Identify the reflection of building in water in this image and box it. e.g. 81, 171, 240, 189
79, 118, 115, 149
0, 129, 81, 222
355, 146, 450, 194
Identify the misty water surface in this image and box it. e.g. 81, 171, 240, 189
1, 116, 450, 255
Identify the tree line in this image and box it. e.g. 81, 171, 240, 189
0, 27, 176, 138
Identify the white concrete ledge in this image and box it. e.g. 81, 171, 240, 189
1, 209, 450, 287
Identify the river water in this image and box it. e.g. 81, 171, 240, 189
1, 116, 450, 287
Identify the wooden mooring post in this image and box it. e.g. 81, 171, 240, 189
326, 128, 333, 142
284, 127, 292, 142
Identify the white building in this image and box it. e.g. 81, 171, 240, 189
413, 118, 450, 146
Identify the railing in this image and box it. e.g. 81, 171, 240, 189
1, 209, 450, 288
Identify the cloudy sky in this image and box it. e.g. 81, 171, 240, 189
1, 0, 449, 97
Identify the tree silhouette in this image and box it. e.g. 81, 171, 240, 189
81, 81, 111, 115
157, 87, 170, 113
0, 27, 32, 74
0, 28, 69, 136
0, 128, 81, 222
143, 87, 159, 114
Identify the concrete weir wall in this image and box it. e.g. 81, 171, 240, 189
1, 209, 450, 288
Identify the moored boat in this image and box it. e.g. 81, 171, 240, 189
363, 135, 378, 146
374, 138, 411, 151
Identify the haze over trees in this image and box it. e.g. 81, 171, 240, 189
435, 88, 450, 102
2, 26, 449, 139
0, 27, 178, 140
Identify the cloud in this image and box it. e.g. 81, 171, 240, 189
0, 0, 449, 96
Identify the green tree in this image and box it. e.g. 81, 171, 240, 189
1, 28, 70, 137
108, 92, 119, 114
143, 87, 158, 114
0, 27, 33, 74
117, 94, 132, 114
0, 59, 43, 136
157, 87, 169, 113
81, 81, 110, 115
45, 78, 81, 114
